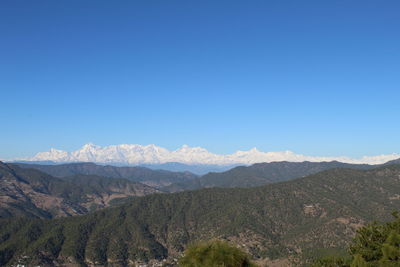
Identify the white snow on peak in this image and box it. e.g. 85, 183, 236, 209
19, 143, 400, 165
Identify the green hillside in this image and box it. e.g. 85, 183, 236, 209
2, 165, 400, 266
163, 161, 374, 192
0, 162, 158, 218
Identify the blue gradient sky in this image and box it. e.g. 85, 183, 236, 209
1, 0, 399, 159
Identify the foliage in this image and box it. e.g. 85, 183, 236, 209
380, 230, 400, 266
179, 240, 257, 267
350, 254, 367, 267
312, 255, 351, 267
314, 212, 400, 266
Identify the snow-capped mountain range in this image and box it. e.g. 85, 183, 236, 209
13, 143, 400, 165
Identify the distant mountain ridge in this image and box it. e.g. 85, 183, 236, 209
14, 143, 400, 165
139, 162, 240, 175
384, 158, 400, 165
162, 160, 376, 192
14, 161, 238, 175
16, 159, 400, 193
15, 162, 198, 188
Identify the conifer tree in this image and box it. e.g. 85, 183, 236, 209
379, 231, 400, 266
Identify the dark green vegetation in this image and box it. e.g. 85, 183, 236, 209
0, 162, 158, 218
16, 162, 198, 188
163, 161, 374, 192
141, 162, 239, 175
2, 165, 400, 266
179, 240, 256, 267
313, 213, 400, 266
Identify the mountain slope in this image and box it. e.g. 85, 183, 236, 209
15, 162, 197, 188
384, 158, 400, 165
0, 162, 158, 218
2, 165, 400, 266
162, 160, 374, 192
140, 162, 239, 175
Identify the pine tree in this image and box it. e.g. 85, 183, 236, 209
379, 231, 400, 267
349, 222, 387, 262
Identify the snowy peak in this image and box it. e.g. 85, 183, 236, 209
80, 143, 100, 152
20, 143, 400, 165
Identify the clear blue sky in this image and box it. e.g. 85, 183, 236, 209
1, 0, 399, 159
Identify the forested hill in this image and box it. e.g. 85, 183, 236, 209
384, 158, 400, 165
0, 162, 158, 218
162, 160, 375, 192
2, 165, 400, 266
15, 162, 197, 188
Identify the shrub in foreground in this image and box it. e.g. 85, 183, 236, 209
179, 240, 257, 267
